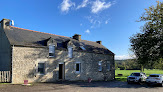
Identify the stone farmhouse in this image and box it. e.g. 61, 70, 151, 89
0, 19, 115, 84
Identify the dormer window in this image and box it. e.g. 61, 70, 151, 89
68, 47, 73, 58
49, 45, 55, 57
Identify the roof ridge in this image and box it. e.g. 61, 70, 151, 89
82, 39, 97, 43
10, 26, 70, 38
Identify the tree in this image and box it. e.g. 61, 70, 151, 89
152, 58, 163, 69
115, 62, 118, 69
115, 59, 140, 70
130, 1, 163, 71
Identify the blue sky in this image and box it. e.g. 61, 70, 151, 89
0, 0, 162, 60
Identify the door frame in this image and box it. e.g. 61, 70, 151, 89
58, 62, 65, 80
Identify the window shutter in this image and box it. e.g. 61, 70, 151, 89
68, 47, 73, 58
49, 45, 55, 53
34, 64, 38, 76
74, 62, 76, 72
45, 62, 48, 75
79, 63, 81, 73
49, 45, 55, 57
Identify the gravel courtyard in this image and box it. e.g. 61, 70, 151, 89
0, 81, 163, 92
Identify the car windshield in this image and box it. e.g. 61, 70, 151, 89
130, 73, 140, 76
149, 75, 159, 77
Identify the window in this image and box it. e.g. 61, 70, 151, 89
68, 47, 73, 58
49, 45, 55, 57
57, 43, 63, 48
76, 63, 81, 73
130, 73, 140, 76
149, 75, 159, 77
38, 63, 45, 74
80, 46, 86, 50
107, 63, 110, 71
98, 61, 102, 71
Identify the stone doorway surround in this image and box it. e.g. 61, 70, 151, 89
58, 62, 65, 80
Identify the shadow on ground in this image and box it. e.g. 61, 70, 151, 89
42, 80, 161, 89
1, 81, 162, 92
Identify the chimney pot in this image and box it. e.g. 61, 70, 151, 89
96, 41, 102, 44
73, 34, 81, 41
0, 18, 11, 29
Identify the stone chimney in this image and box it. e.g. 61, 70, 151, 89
96, 41, 102, 44
73, 34, 81, 41
0, 19, 11, 29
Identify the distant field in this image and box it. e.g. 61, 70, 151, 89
115, 69, 163, 81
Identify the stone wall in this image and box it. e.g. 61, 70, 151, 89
12, 46, 115, 84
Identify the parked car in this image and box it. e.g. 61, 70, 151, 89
146, 74, 163, 87
127, 72, 147, 84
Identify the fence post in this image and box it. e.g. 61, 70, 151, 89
0, 71, 11, 83
2, 71, 4, 82
6, 71, 8, 82
0, 71, 1, 82
8, 71, 11, 82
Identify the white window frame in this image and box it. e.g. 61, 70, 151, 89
68, 47, 73, 58
38, 63, 45, 75
49, 44, 55, 57
36, 61, 47, 75
98, 61, 102, 72
75, 62, 81, 73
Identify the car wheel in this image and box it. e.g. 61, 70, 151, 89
138, 79, 142, 85
127, 80, 130, 84
161, 82, 163, 87
147, 83, 150, 86
127, 81, 131, 84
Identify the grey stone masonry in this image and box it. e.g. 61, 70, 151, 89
12, 46, 115, 84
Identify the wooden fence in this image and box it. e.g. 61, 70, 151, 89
0, 71, 11, 83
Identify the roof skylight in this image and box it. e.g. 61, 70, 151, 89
80, 46, 86, 50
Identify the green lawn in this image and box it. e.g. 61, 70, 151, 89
0, 83, 10, 84
115, 69, 163, 81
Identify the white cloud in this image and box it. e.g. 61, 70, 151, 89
60, 0, 75, 13
105, 20, 108, 24
115, 55, 136, 60
91, 0, 112, 13
85, 29, 90, 34
105, 19, 110, 24
76, 0, 89, 9
86, 15, 104, 28
60, 0, 114, 14
86, 16, 100, 24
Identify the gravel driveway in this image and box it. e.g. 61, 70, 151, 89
0, 81, 163, 92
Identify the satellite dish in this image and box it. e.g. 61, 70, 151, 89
11, 20, 14, 26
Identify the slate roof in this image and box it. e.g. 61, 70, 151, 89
4, 26, 114, 55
